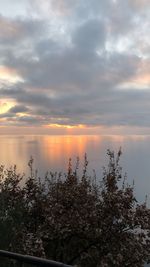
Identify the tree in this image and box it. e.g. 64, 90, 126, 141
0, 150, 150, 266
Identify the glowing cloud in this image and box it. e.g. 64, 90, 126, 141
0, 66, 23, 83
0, 99, 16, 114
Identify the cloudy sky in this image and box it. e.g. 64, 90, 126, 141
0, 0, 149, 135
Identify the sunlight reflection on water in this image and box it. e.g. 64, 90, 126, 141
0, 135, 150, 204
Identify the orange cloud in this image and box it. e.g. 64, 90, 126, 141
0, 66, 23, 83
134, 73, 150, 85
118, 59, 150, 90
131, 60, 150, 88
0, 124, 150, 136
45, 124, 86, 134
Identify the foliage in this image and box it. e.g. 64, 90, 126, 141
0, 150, 150, 266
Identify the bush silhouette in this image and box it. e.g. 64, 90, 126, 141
0, 150, 150, 266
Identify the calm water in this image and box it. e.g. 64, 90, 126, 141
1, 135, 150, 204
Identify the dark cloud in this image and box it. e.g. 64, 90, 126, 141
73, 19, 106, 51
16, 116, 42, 125
0, 112, 14, 119
9, 105, 29, 114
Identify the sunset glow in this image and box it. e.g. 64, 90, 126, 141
0, 66, 23, 83
46, 124, 85, 129
0, 100, 15, 114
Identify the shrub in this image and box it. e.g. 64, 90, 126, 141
0, 150, 150, 266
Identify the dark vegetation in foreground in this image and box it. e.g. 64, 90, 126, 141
0, 150, 150, 267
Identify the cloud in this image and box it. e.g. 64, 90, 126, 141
8, 105, 29, 114
30, 0, 75, 18
129, 0, 150, 11
73, 19, 106, 50
0, 15, 42, 44
0, 0, 149, 132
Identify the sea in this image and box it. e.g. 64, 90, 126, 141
0, 134, 150, 205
